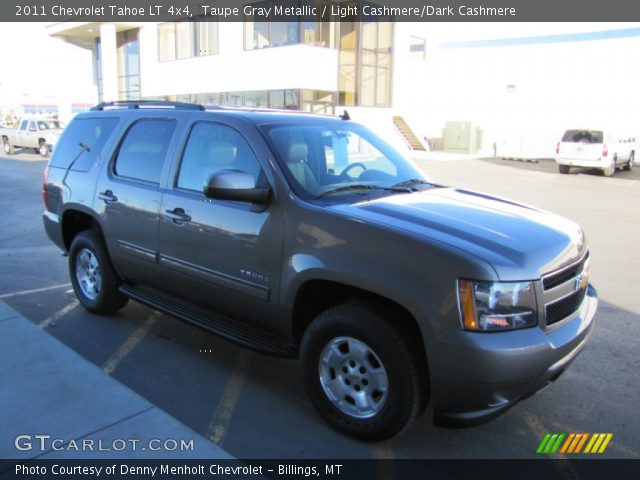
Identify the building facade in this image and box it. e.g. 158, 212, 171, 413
47, 17, 430, 152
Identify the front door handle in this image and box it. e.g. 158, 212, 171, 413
98, 190, 118, 204
164, 208, 191, 224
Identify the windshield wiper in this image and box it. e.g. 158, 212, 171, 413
316, 184, 409, 199
391, 178, 445, 190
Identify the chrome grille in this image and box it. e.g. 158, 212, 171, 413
542, 251, 590, 291
541, 251, 590, 326
545, 288, 587, 326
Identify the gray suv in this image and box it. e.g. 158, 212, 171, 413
43, 101, 597, 440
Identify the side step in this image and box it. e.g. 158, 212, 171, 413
119, 285, 297, 357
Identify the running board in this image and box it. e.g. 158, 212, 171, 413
119, 285, 297, 357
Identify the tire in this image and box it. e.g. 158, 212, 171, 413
558, 164, 570, 174
38, 141, 49, 157
69, 230, 128, 314
300, 303, 428, 441
603, 156, 616, 177
2, 138, 14, 155
623, 152, 634, 172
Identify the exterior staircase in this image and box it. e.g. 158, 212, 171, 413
392, 116, 426, 151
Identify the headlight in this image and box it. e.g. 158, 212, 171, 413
457, 279, 538, 331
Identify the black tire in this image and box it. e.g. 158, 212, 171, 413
604, 156, 616, 177
300, 303, 428, 441
69, 230, 128, 314
38, 141, 49, 157
2, 138, 14, 155
623, 152, 634, 172
558, 164, 570, 174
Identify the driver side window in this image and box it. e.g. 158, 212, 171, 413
177, 122, 262, 193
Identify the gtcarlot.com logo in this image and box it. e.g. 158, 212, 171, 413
537, 432, 613, 455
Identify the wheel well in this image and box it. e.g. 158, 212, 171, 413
1, 136, 7, 142
61, 210, 101, 251
292, 280, 428, 368
38, 138, 46, 146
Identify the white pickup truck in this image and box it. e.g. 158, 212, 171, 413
1, 117, 63, 157
555, 129, 636, 176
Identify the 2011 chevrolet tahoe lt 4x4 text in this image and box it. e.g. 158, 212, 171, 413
43, 101, 597, 440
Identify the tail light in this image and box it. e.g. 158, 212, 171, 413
555, 142, 560, 155
602, 144, 609, 157
42, 167, 49, 211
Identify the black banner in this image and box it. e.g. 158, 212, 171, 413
4, 0, 640, 22
1, 460, 639, 480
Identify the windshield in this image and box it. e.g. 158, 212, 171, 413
37, 120, 61, 130
262, 122, 430, 199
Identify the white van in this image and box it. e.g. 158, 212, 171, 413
555, 129, 635, 176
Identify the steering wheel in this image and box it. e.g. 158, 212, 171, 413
339, 162, 367, 180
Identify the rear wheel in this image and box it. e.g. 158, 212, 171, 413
38, 141, 49, 157
604, 156, 616, 177
623, 152, 634, 172
69, 230, 128, 314
301, 303, 427, 440
558, 164, 570, 174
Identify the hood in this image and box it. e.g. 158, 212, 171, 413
329, 188, 586, 281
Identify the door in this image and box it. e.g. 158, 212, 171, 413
18, 120, 31, 147
95, 117, 178, 287
158, 120, 284, 331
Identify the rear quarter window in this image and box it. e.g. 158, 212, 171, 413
50, 117, 119, 172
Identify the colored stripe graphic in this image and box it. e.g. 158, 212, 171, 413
538, 433, 613, 454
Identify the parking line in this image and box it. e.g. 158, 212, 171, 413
206, 350, 253, 445
0, 283, 71, 299
39, 300, 80, 329
102, 312, 160, 375
523, 413, 579, 480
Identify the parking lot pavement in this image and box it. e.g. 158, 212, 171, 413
0, 301, 233, 460
0, 154, 639, 460
479, 156, 640, 181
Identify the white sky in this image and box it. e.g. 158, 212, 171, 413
0, 23, 95, 105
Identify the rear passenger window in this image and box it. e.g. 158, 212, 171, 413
176, 122, 262, 192
50, 117, 118, 172
114, 119, 176, 184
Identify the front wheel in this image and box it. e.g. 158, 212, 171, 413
69, 230, 128, 314
300, 303, 428, 440
38, 141, 49, 157
558, 164, 570, 174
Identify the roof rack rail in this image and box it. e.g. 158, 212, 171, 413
91, 100, 205, 111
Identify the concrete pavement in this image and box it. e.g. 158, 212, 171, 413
0, 300, 233, 460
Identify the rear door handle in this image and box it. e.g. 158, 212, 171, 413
98, 190, 118, 204
164, 208, 191, 224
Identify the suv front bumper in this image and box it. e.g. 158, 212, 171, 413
431, 284, 597, 427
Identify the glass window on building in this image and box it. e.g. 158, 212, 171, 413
302, 90, 336, 114
117, 29, 141, 100
158, 21, 218, 62
244, 1, 302, 50
409, 36, 426, 60
338, 19, 393, 107
302, 14, 336, 48
270, 90, 300, 109
244, 91, 269, 108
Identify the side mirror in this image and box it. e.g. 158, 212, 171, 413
204, 170, 271, 204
